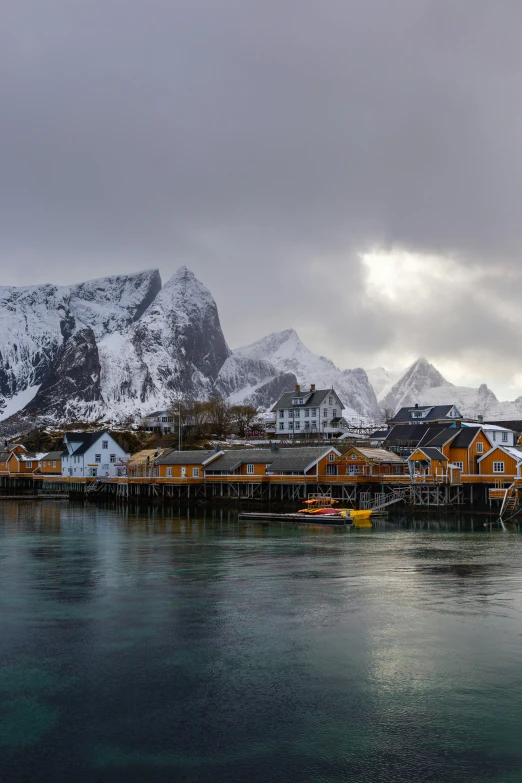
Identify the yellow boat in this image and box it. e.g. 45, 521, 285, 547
348, 509, 373, 528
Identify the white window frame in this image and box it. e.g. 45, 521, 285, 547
476, 442, 483, 453
502, 432, 509, 443
110, 454, 116, 463
493, 462, 505, 473
329, 453, 335, 462
192, 467, 200, 477
166, 467, 173, 477
26, 461, 32, 468
453, 462, 464, 471
247, 464, 254, 474
279, 423, 284, 431
53, 461, 57, 468
102, 440, 108, 449
294, 421, 300, 430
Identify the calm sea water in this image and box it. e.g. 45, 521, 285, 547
1, 501, 522, 783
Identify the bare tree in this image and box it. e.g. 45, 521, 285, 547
207, 394, 232, 438
230, 404, 258, 437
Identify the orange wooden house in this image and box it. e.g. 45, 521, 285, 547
40, 451, 65, 476
7, 450, 42, 474
478, 445, 522, 480
335, 446, 407, 479
0, 444, 27, 474
408, 426, 493, 481
154, 449, 223, 479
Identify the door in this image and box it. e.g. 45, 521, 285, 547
181, 467, 186, 478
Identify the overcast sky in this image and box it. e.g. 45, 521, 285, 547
2, 0, 522, 398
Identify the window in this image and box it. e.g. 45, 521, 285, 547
289, 422, 294, 429
294, 410, 300, 418
247, 464, 254, 474
95, 454, 101, 462
493, 462, 505, 473
326, 464, 337, 475
329, 396, 333, 405
323, 408, 328, 417
502, 432, 508, 443
279, 423, 284, 431
332, 409, 337, 418
288, 410, 294, 418
294, 422, 300, 430
279, 411, 284, 419
26, 461, 32, 468
348, 464, 358, 474
304, 422, 310, 430
166, 467, 173, 477
110, 454, 116, 463
492, 431, 497, 441
162, 417, 167, 422
351, 454, 357, 460
311, 421, 317, 428
476, 442, 483, 453
304, 409, 309, 417
454, 462, 464, 471
53, 461, 56, 468
311, 408, 317, 416
102, 440, 108, 449
329, 453, 335, 461
192, 468, 199, 477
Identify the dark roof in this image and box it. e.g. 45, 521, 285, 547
42, 451, 66, 460
412, 447, 448, 461
64, 432, 109, 455
448, 427, 481, 449
272, 389, 338, 411
0, 451, 10, 461
485, 420, 522, 433
205, 449, 276, 472
267, 447, 338, 472
143, 410, 168, 419
383, 423, 449, 446
155, 449, 220, 466
369, 430, 389, 439
389, 405, 461, 424
419, 428, 457, 448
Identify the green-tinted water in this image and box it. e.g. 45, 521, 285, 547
0, 501, 521, 782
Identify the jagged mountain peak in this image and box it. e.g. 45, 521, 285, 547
381, 357, 450, 412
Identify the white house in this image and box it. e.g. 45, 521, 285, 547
61, 431, 129, 478
463, 422, 516, 447
271, 384, 346, 438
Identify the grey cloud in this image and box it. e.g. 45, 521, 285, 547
1, 0, 522, 390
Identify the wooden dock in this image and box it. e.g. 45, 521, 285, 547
238, 511, 349, 525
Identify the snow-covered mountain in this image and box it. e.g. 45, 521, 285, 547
0, 267, 295, 424
375, 357, 522, 420
366, 366, 403, 400
235, 329, 382, 422
380, 357, 448, 413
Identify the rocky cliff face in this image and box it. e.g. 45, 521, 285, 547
0, 269, 162, 420
0, 266, 299, 424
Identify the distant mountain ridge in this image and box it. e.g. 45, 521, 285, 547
2, 268, 522, 426
369, 357, 522, 421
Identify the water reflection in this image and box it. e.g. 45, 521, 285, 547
0, 502, 522, 782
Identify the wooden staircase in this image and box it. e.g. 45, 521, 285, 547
500, 483, 518, 517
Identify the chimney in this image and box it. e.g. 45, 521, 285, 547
310, 384, 316, 391
271, 442, 280, 452
295, 384, 300, 393
478, 414, 484, 424
415, 403, 419, 409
